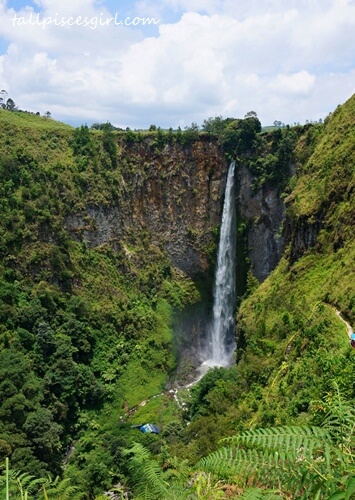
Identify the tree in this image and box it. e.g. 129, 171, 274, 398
244, 110, 258, 118
181, 122, 199, 145
221, 114, 261, 156
71, 125, 93, 156
5, 98, 16, 111
23, 408, 62, 459
188, 121, 199, 132
91, 122, 116, 131
102, 123, 117, 167
201, 116, 235, 135
0, 89, 7, 109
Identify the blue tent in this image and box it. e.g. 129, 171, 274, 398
132, 423, 160, 434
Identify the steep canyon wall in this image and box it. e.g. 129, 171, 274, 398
65, 139, 227, 278
64, 137, 289, 284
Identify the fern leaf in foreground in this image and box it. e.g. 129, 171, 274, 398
238, 488, 283, 499
123, 442, 171, 499
197, 423, 353, 499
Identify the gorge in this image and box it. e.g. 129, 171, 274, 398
0, 94, 354, 498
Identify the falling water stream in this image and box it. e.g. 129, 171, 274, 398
119, 162, 238, 414
200, 161, 237, 372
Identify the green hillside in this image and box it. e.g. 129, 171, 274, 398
0, 110, 201, 488
235, 95, 355, 422
0, 97, 354, 499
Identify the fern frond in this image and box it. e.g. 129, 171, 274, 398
162, 482, 191, 499
44, 477, 83, 499
198, 445, 293, 486
322, 383, 355, 453
199, 423, 350, 499
238, 488, 283, 499
16, 471, 46, 492
223, 425, 340, 470
223, 425, 331, 451
0, 465, 47, 498
123, 443, 170, 499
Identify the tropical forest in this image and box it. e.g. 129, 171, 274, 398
0, 93, 354, 499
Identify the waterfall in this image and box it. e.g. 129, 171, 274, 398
202, 161, 237, 369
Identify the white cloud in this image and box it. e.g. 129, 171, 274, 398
0, 0, 354, 127
269, 71, 316, 96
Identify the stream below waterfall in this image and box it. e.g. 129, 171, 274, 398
120, 306, 354, 421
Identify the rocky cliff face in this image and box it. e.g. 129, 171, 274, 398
286, 215, 322, 265
65, 138, 228, 278
237, 165, 288, 282
64, 138, 289, 283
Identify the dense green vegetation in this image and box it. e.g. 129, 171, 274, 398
0, 95, 354, 498
0, 108, 202, 492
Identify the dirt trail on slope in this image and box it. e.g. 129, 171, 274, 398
333, 307, 353, 339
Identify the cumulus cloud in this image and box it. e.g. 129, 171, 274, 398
0, 0, 354, 127
269, 71, 316, 96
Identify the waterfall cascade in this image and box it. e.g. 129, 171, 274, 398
201, 161, 237, 370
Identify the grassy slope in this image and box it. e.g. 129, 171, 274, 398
235, 94, 355, 426
0, 110, 73, 169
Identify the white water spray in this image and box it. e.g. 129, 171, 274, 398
201, 161, 236, 369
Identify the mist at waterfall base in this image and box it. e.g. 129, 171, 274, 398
199, 161, 237, 376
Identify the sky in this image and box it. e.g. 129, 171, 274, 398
0, 0, 354, 129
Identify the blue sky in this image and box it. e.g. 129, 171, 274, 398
7, 0, 36, 9
0, 0, 354, 128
